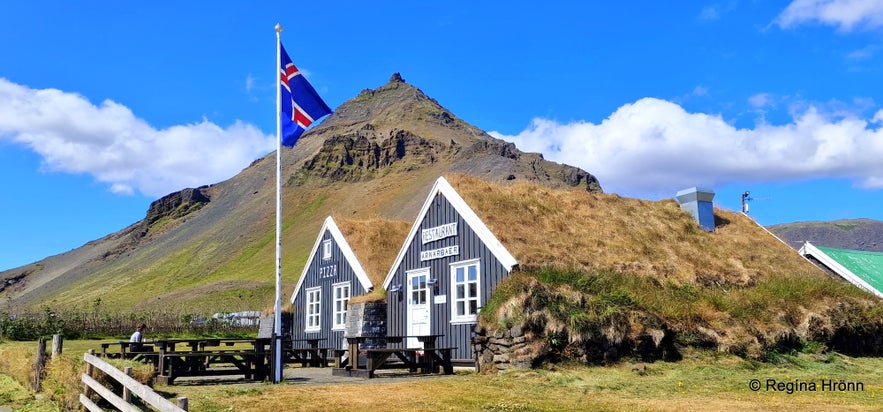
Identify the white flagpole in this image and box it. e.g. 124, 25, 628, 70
273, 23, 284, 384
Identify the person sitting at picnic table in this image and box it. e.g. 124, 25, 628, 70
130, 323, 147, 352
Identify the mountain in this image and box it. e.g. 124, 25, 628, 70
768, 218, 883, 252
0, 73, 601, 312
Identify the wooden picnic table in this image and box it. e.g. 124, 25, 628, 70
99, 340, 158, 363
153, 337, 255, 352
153, 338, 270, 384
337, 334, 454, 378
283, 338, 330, 367
98, 336, 339, 384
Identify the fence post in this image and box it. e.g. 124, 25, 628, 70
84, 349, 95, 397
177, 397, 189, 411
33, 338, 46, 391
123, 367, 133, 402
52, 334, 63, 359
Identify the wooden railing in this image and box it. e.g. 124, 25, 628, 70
80, 349, 188, 412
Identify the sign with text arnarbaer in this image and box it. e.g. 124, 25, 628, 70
421, 222, 458, 244
420, 245, 459, 261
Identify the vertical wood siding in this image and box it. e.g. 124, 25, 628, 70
291, 230, 365, 349
387, 193, 510, 361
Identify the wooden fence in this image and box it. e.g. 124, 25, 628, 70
80, 350, 188, 412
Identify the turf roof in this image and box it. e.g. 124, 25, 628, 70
445, 174, 823, 286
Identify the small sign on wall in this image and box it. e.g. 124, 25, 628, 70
319, 263, 338, 279
420, 245, 460, 261
434, 294, 447, 304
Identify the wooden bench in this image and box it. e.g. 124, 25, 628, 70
362, 347, 456, 378
156, 350, 267, 384
331, 349, 349, 367
282, 347, 334, 367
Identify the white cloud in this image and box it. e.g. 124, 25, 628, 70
699, 6, 719, 21
777, 0, 883, 31
0, 78, 275, 198
490, 97, 883, 198
245, 74, 256, 93
748, 93, 774, 108
846, 43, 882, 59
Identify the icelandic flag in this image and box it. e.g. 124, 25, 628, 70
279, 43, 332, 147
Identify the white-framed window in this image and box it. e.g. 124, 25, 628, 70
305, 287, 321, 332
332, 282, 350, 330
450, 259, 480, 324
322, 239, 332, 260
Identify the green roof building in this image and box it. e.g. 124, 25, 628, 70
799, 242, 883, 299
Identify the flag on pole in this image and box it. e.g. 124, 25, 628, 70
279, 43, 332, 147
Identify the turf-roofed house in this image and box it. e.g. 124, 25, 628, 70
382, 176, 519, 364
799, 242, 883, 299
290, 216, 409, 350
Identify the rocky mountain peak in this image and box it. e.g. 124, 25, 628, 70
389, 72, 405, 83
297, 74, 603, 192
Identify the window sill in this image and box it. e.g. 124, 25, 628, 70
450, 318, 477, 325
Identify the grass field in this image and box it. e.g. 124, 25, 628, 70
1, 340, 881, 411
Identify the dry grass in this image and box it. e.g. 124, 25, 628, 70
0, 340, 163, 410
154, 353, 883, 412
0, 343, 34, 391
336, 216, 411, 289
448, 174, 818, 287
445, 174, 881, 358
2, 340, 882, 411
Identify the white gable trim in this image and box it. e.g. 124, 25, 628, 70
383, 177, 518, 289
290, 216, 373, 304
799, 241, 883, 299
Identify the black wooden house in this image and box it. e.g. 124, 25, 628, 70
290, 216, 376, 349
382, 177, 518, 363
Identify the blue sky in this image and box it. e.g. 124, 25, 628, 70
2, 1, 883, 271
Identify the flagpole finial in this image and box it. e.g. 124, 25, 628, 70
275, 23, 282, 33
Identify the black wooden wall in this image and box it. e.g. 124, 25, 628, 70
386, 192, 510, 361
291, 230, 365, 350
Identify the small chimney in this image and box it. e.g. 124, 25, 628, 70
676, 187, 715, 231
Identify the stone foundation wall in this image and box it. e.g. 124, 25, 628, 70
472, 325, 536, 372
473, 324, 682, 372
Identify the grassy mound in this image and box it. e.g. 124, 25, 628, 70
481, 267, 883, 364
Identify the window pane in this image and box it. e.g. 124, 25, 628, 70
468, 265, 477, 281
456, 267, 464, 282
456, 284, 464, 298
457, 301, 465, 316
469, 283, 477, 298
469, 300, 478, 315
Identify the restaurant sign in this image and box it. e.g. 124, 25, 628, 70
421, 222, 458, 244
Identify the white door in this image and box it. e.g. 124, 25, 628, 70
406, 268, 431, 348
